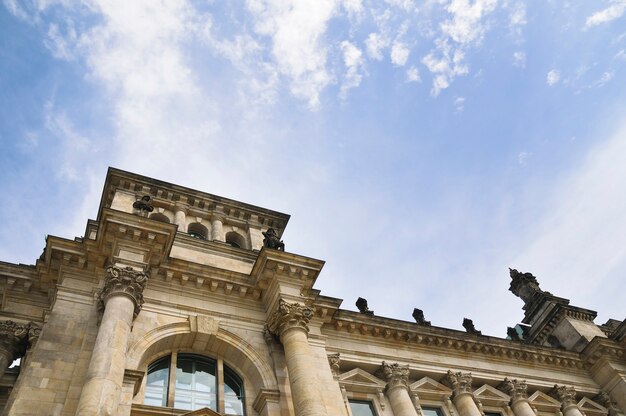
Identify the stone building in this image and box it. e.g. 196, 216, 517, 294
0, 167, 624, 416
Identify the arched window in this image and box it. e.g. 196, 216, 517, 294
188, 223, 208, 240
225, 231, 246, 249
145, 353, 245, 415
149, 213, 170, 223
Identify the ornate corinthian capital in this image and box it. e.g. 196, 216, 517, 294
549, 385, 577, 409
267, 299, 313, 337
498, 378, 528, 403
442, 371, 473, 398
98, 265, 149, 319
0, 320, 28, 360
381, 361, 410, 391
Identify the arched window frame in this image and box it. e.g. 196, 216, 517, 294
225, 231, 247, 249
143, 350, 246, 416
188, 222, 209, 240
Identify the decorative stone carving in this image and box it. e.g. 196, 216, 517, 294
442, 371, 473, 398
262, 228, 285, 251
593, 391, 622, 416
498, 378, 528, 403
509, 268, 543, 304
356, 297, 374, 315
27, 322, 42, 348
0, 320, 28, 360
463, 318, 482, 335
412, 308, 431, 326
549, 385, 577, 408
267, 299, 313, 337
133, 195, 154, 216
328, 353, 341, 376
98, 265, 149, 318
381, 361, 410, 391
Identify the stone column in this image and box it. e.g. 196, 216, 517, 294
174, 204, 188, 233
0, 320, 28, 378
75, 265, 148, 416
267, 299, 328, 416
381, 362, 418, 416
211, 216, 224, 241
498, 378, 535, 416
442, 371, 482, 416
549, 385, 584, 416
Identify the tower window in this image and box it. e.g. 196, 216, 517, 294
188, 223, 208, 240
225, 231, 246, 249
149, 213, 170, 223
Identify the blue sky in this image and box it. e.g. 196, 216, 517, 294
1, 0, 625, 337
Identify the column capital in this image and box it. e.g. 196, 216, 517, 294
0, 320, 28, 360
442, 371, 473, 398
381, 361, 410, 391
267, 299, 313, 337
498, 378, 528, 403
328, 353, 341, 377
98, 265, 149, 319
549, 385, 577, 409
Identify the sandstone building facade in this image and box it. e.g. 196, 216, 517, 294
0, 168, 624, 416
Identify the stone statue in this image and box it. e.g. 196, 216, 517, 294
262, 228, 285, 251
412, 308, 431, 326
356, 297, 373, 315
463, 318, 482, 335
133, 195, 154, 215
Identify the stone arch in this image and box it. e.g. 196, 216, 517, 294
225, 231, 247, 249
149, 212, 170, 223
126, 320, 277, 396
188, 222, 209, 240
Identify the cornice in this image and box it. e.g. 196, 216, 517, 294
581, 337, 626, 367
328, 310, 584, 371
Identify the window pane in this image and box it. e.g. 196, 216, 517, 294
224, 365, 245, 415
422, 407, 444, 416
145, 356, 169, 407
174, 354, 217, 411
349, 400, 376, 416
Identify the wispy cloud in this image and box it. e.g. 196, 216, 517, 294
340, 40, 365, 97
584, 0, 626, 29
546, 69, 560, 86
512, 51, 526, 67
406, 65, 421, 82
390, 41, 410, 66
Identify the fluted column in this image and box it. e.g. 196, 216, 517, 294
267, 299, 328, 416
0, 320, 28, 378
498, 378, 535, 416
549, 385, 584, 416
381, 362, 418, 416
75, 265, 148, 416
442, 371, 481, 416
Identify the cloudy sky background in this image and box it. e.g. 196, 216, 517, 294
1, 0, 625, 337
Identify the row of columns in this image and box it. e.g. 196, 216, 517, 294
173, 203, 225, 240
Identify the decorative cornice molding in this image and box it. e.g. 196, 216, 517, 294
98, 265, 149, 319
497, 378, 528, 403
441, 371, 473, 399
381, 361, 410, 392
549, 385, 577, 409
593, 391, 623, 416
267, 299, 313, 337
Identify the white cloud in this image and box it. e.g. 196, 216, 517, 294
454, 96, 465, 111
509, 2, 527, 27
615, 49, 626, 60
247, 0, 337, 109
589, 71, 614, 88
512, 51, 526, 67
365, 32, 389, 60
390, 41, 410, 66
517, 151, 530, 165
406, 66, 421, 82
546, 69, 560, 86
44, 21, 77, 60
384, 0, 418, 12
585, 0, 626, 29
421, 39, 469, 96
440, 0, 498, 45
340, 40, 364, 97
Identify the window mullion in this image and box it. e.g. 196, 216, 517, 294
217, 357, 225, 413
167, 351, 177, 407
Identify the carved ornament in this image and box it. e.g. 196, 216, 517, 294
381, 361, 410, 391
509, 268, 542, 304
593, 391, 622, 416
549, 385, 577, 408
98, 265, 149, 319
267, 299, 313, 337
498, 378, 528, 403
0, 320, 29, 360
328, 353, 341, 376
442, 371, 473, 398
